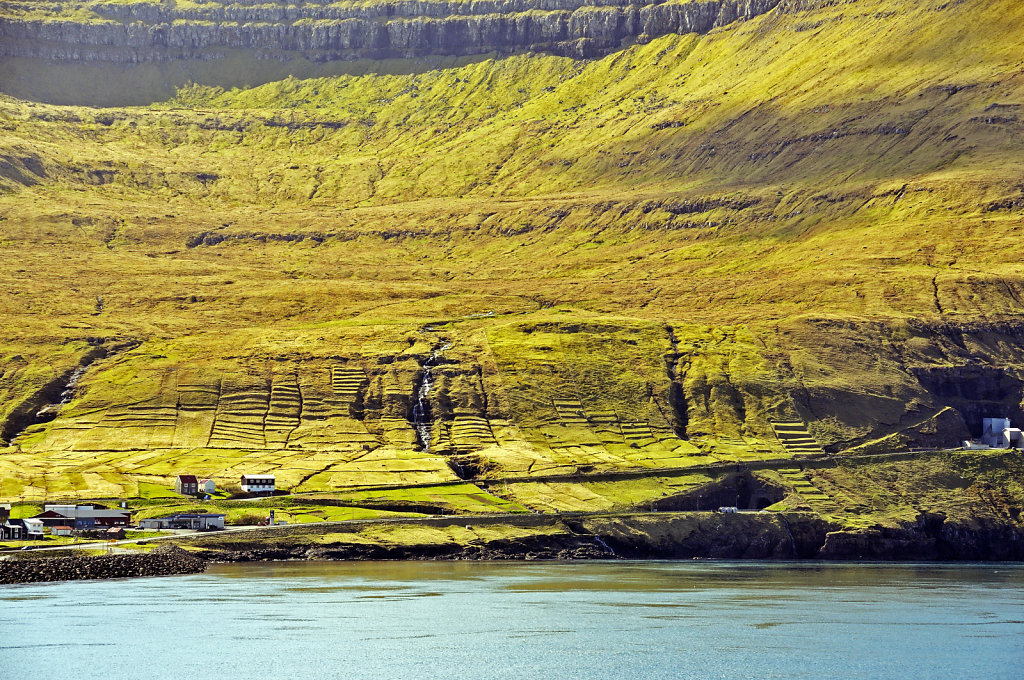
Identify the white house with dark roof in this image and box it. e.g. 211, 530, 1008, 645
240, 474, 275, 496
7, 518, 45, 539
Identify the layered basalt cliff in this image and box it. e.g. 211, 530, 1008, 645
0, 0, 781, 63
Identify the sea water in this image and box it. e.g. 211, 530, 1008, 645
2, 561, 1022, 680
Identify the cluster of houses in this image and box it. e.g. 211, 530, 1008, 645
1, 501, 229, 540
1, 504, 42, 540
1, 473, 278, 542
1, 503, 131, 540
963, 417, 1024, 450
174, 475, 216, 497
174, 474, 276, 497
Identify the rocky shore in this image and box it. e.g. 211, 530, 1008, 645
0, 545, 207, 585
4, 512, 1021, 585
190, 511, 1024, 565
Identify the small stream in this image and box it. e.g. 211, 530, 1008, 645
6, 362, 95, 445
34, 365, 89, 420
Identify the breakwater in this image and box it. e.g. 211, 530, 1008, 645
0, 545, 207, 585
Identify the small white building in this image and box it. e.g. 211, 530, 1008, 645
240, 474, 275, 496
52, 525, 73, 537
980, 417, 1024, 449
198, 478, 216, 495
23, 518, 44, 539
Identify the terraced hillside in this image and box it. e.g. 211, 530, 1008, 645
1, 0, 1023, 534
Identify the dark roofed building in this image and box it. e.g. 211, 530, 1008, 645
7, 518, 44, 539
175, 474, 199, 496
240, 474, 275, 496
2, 520, 24, 540
32, 506, 131, 529
138, 513, 225, 531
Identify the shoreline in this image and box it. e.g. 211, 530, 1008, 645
4, 510, 1023, 584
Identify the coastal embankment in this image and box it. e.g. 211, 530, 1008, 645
0, 544, 206, 584
4, 510, 1023, 585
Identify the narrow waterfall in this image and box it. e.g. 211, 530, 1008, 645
412, 341, 452, 454
412, 354, 437, 453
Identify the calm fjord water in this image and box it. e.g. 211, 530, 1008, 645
2, 561, 1022, 680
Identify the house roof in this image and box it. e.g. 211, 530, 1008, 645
54, 525, 73, 530
177, 474, 199, 484
35, 509, 130, 520
241, 474, 275, 481
84, 510, 132, 519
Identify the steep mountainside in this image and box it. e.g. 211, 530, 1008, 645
0, 0, 1022, 546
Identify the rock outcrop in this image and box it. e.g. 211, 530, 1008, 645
818, 512, 1024, 561
0, 0, 781, 63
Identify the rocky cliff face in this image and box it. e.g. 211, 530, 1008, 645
0, 0, 781, 63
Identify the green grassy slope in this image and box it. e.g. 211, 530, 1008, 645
0, 0, 1023, 509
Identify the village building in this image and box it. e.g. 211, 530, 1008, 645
982, 418, 1023, 448
198, 478, 216, 495
2, 519, 25, 540
964, 417, 1024, 450
6, 518, 44, 539
52, 525, 73, 537
175, 474, 200, 495
34, 505, 131, 529
240, 474, 276, 496
34, 510, 77, 528
0, 503, 10, 523
139, 513, 226, 531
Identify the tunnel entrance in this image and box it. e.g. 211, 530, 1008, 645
911, 366, 1024, 437
651, 472, 787, 512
